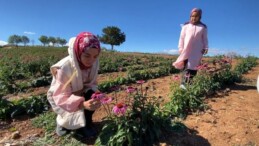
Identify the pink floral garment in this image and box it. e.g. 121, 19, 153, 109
173, 23, 208, 70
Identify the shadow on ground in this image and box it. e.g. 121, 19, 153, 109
229, 83, 257, 91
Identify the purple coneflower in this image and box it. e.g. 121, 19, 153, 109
100, 97, 113, 104
195, 65, 204, 70
136, 80, 145, 84
112, 103, 127, 115
91, 92, 105, 100
195, 63, 208, 70
172, 75, 180, 81
118, 67, 123, 72
126, 86, 136, 93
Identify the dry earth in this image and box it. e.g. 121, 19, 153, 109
0, 64, 259, 146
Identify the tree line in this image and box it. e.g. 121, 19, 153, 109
8, 35, 67, 47
7, 26, 126, 50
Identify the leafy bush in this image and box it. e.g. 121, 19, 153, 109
167, 55, 258, 118
0, 95, 50, 119
0, 98, 14, 119
95, 81, 177, 146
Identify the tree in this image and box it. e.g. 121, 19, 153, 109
21, 36, 30, 46
56, 37, 62, 46
55, 37, 67, 47
48, 36, 56, 46
98, 26, 126, 50
59, 39, 67, 47
39, 35, 49, 46
8, 35, 22, 47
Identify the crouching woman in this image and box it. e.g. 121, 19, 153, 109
47, 32, 102, 139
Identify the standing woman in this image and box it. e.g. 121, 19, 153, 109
47, 32, 102, 138
173, 8, 209, 89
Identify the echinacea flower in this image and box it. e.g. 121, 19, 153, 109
136, 80, 145, 84
195, 65, 204, 70
172, 75, 180, 81
91, 92, 105, 100
112, 103, 127, 115
100, 97, 113, 104
126, 86, 136, 93
118, 67, 123, 72
195, 63, 208, 70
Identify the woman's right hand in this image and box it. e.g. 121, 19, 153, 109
201, 49, 208, 55
81, 99, 101, 111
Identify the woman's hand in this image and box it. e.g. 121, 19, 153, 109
81, 99, 101, 111
201, 49, 208, 55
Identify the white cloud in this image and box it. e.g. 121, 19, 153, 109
0, 40, 8, 46
24, 31, 36, 35
207, 48, 247, 57
162, 49, 179, 55
207, 48, 224, 55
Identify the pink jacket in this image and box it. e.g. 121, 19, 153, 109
173, 23, 208, 70
48, 57, 98, 112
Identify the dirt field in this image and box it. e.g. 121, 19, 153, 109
0, 64, 259, 146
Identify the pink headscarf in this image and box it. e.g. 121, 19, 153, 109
73, 32, 101, 69
190, 8, 202, 23
191, 8, 202, 17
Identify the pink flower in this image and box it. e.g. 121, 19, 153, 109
118, 67, 123, 72
126, 86, 136, 93
195, 63, 208, 70
100, 97, 113, 104
136, 80, 145, 84
172, 75, 180, 81
112, 103, 127, 115
195, 65, 204, 70
91, 92, 105, 100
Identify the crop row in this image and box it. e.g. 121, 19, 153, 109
0, 47, 176, 96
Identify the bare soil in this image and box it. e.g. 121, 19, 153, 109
1, 65, 259, 146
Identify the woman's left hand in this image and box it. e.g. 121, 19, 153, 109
201, 49, 208, 55
81, 99, 101, 111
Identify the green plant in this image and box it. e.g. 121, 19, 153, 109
0, 98, 14, 119
11, 95, 50, 118
95, 81, 176, 146
167, 55, 258, 118
32, 111, 56, 132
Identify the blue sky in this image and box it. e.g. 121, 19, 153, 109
0, 0, 259, 57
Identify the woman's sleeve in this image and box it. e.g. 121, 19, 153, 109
52, 69, 85, 112
203, 27, 209, 50
178, 25, 186, 53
